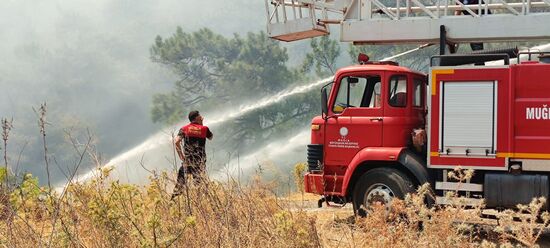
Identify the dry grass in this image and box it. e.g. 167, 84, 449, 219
1, 170, 322, 247
1, 168, 550, 247
1, 108, 549, 247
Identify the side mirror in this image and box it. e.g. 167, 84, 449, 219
321, 87, 329, 118
348, 77, 359, 84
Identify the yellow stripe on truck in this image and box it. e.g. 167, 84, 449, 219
431, 69, 454, 95
497, 152, 550, 159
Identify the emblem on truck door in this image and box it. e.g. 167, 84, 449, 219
339, 127, 349, 138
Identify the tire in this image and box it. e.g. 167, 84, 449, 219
352, 167, 415, 217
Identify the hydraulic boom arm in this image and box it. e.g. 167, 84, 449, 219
265, 0, 550, 43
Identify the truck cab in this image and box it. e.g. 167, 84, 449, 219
306, 59, 430, 213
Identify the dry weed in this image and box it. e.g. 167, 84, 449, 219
2, 168, 549, 247
1, 114, 549, 247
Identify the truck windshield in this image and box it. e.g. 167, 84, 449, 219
333, 75, 381, 113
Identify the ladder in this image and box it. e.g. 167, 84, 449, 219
265, 0, 550, 43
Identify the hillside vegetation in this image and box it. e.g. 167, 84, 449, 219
2, 163, 550, 247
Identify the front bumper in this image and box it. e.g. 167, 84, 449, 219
304, 173, 324, 194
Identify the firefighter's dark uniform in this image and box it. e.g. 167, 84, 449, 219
458, 0, 490, 51
172, 123, 213, 197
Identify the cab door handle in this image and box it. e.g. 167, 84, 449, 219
370, 117, 383, 122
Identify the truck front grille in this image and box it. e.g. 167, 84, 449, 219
307, 144, 323, 171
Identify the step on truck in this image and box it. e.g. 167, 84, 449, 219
305, 52, 550, 213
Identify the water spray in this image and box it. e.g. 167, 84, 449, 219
381, 43, 433, 62
208, 77, 333, 126
59, 76, 333, 187
211, 129, 310, 180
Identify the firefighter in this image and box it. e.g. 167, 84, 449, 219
171, 110, 213, 199
455, 0, 490, 52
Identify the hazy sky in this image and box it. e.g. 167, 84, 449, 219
0, 0, 271, 182
0, 0, 266, 122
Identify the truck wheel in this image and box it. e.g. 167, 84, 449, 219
352, 167, 415, 217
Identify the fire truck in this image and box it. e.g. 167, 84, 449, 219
264, 0, 550, 213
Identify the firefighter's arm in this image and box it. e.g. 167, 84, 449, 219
206, 128, 213, 140
174, 135, 185, 161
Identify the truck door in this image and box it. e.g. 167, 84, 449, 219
383, 74, 412, 147
324, 74, 384, 166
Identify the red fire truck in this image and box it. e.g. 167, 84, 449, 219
264, 0, 550, 213
305, 50, 550, 213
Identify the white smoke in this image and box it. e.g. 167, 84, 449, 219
211, 129, 310, 180
58, 76, 332, 188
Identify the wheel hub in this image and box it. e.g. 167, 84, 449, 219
365, 183, 395, 209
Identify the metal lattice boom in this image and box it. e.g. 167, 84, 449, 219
265, 0, 550, 43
